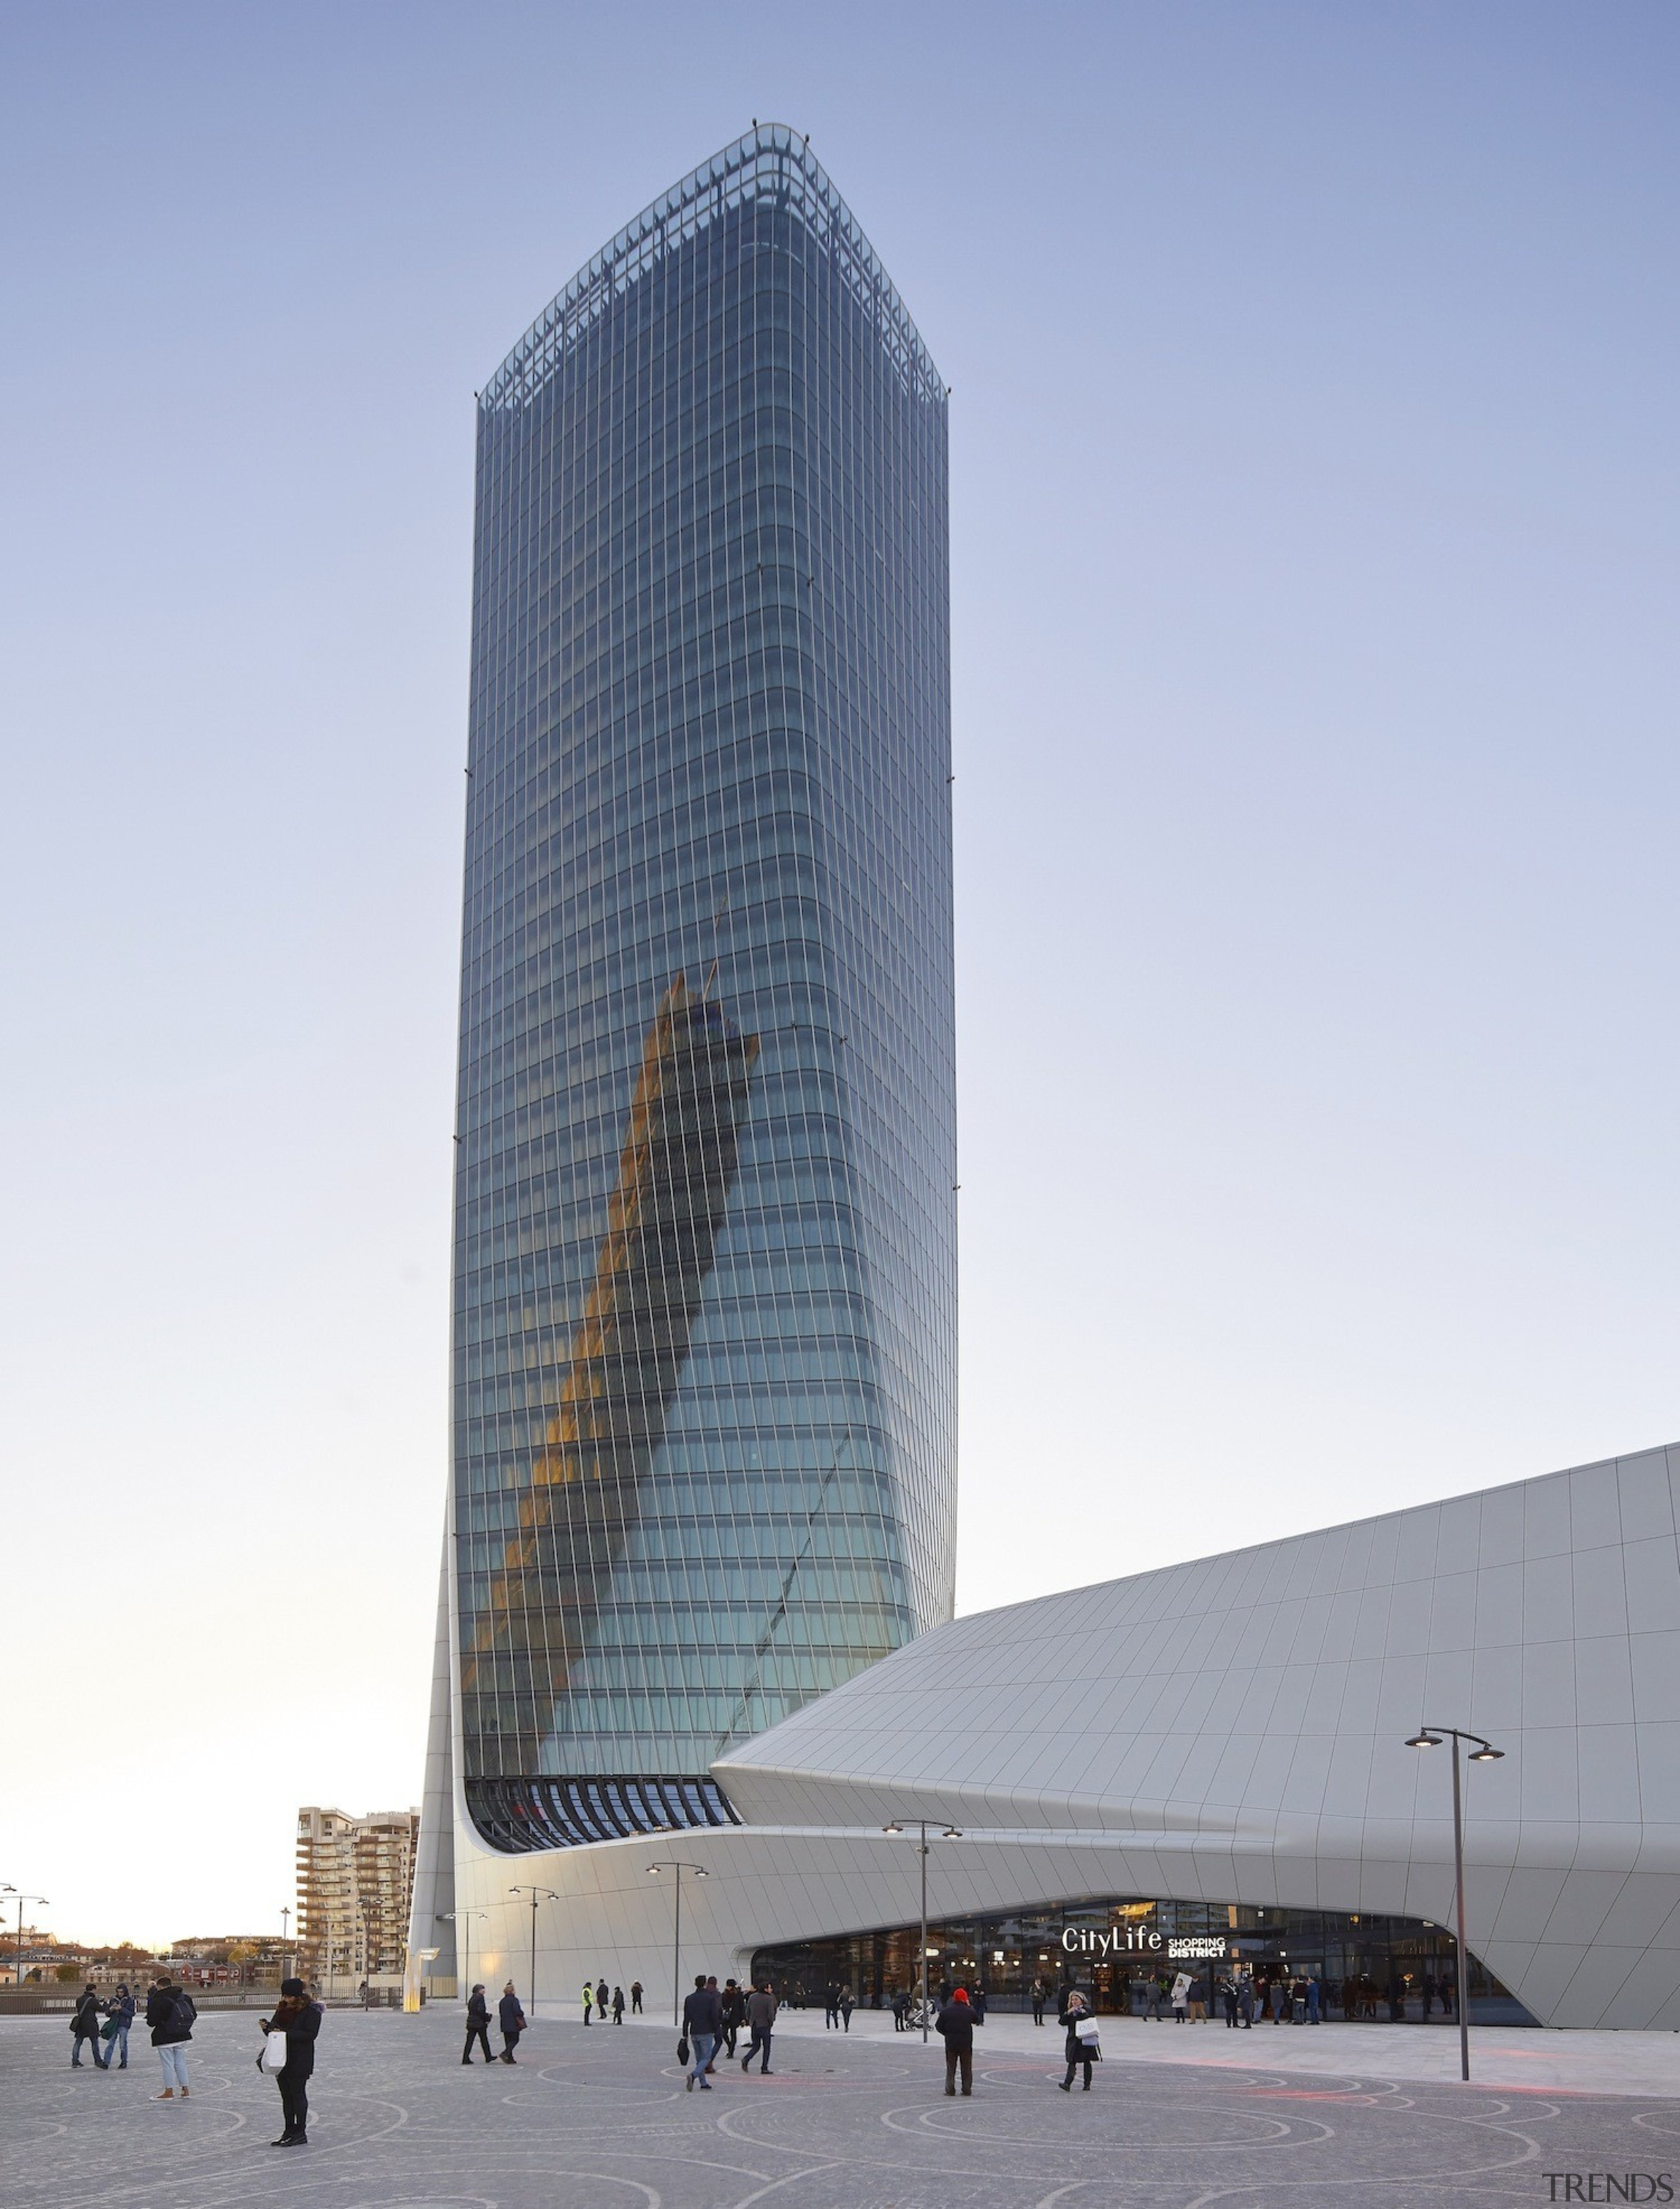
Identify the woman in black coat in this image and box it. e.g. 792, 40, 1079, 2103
497, 1982, 526, 2062
1058, 1988, 1099, 2092
463, 1983, 494, 2063
259, 1976, 322, 2145
71, 1985, 106, 2069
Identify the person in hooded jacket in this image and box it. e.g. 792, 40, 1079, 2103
259, 1977, 322, 2146
463, 1984, 494, 2064
147, 1974, 193, 2098
105, 1983, 136, 2069
1058, 1987, 1099, 2092
71, 1985, 107, 2069
935, 1986, 975, 2096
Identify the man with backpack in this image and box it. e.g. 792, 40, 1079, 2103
146, 1974, 195, 2097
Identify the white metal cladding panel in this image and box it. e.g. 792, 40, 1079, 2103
704, 1443, 1680, 2027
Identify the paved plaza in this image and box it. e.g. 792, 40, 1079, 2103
5, 2003, 1680, 2208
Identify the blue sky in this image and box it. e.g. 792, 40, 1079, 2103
3, 1, 1677, 1940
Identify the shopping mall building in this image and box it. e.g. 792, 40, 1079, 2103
408, 127, 1680, 2035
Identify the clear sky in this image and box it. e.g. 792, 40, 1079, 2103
3, 1, 1676, 1948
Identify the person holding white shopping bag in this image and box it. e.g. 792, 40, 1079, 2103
259, 1977, 322, 2146
1057, 1987, 1101, 2092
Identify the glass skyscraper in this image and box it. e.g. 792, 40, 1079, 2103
448, 125, 957, 1852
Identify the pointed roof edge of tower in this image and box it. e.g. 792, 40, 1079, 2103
480, 122, 947, 414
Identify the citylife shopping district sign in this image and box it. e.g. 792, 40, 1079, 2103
1061, 1927, 1227, 1961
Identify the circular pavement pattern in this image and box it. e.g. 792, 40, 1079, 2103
0, 2007, 1671, 2209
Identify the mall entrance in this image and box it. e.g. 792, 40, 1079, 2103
751, 1896, 1534, 2025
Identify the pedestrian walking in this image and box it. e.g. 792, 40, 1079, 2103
935, 1986, 975, 2095
147, 1974, 194, 2098
682, 1973, 721, 2092
463, 1983, 494, 2064
1307, 1973, 1322, 2024
612, 1985, 625, 2025
824, 1981, 840, 2030
631, 1981, 643, 2014
1030, 1977, 1047, 2026
259, 1976, 322, 2146
1187, 1973, 1207, 2023
498, 1981, 526, 2061
839, 1985, 855, 2032
581, 1980, 594, 2026
1058, 1987, 1100, 2092
1237, 1976, 1255, 2028
740, 1983, 776, 2074
720, 1979, 744, 2057
596, 1977, 609, 2024
71, 1985, 107, 2069
104, 1983, 136, 2069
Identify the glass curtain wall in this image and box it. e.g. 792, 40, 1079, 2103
451, 127, 957, 1850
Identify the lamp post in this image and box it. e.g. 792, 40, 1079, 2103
438, 1908, 490, 2004
646, 1862, 709, 2026
881, 1819, 963, 2041
507, 1886, 558, 2020
1405, 1723, 1506, 2082
4, 1891, 48, 1987
279, 1905, 293, 1985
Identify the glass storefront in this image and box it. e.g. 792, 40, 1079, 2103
753, 1896, 1536, 2025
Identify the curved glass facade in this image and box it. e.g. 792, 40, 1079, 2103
752, 1899, 1536, 2025
451, 126, 957, 1850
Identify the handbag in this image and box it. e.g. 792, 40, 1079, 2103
676, 2034, 690, 2065
262, 2030, 289, 2073
1075, 2016, 1102, 2042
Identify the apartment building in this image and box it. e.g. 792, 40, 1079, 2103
296, 1806, 418, 1991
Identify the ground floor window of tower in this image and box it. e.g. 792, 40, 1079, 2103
752, 1899, 1536, 2025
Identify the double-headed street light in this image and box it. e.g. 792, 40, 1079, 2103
1406, 1723, 1506, 2082
507, 1885, 559, 2019
2, 1889, 49, 1988
881, 1819, 962, 2040
438, 1908, 491, 2005
646, 1862, 709, 2026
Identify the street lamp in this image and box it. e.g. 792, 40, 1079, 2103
646, 1862, 709, 2026
1406, 1723, 1506, 2082
881, 1819, 963, 2041
507, 1886, 558, 2020
438, 1908, 491, 2005
3, 1891, 48, 1988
